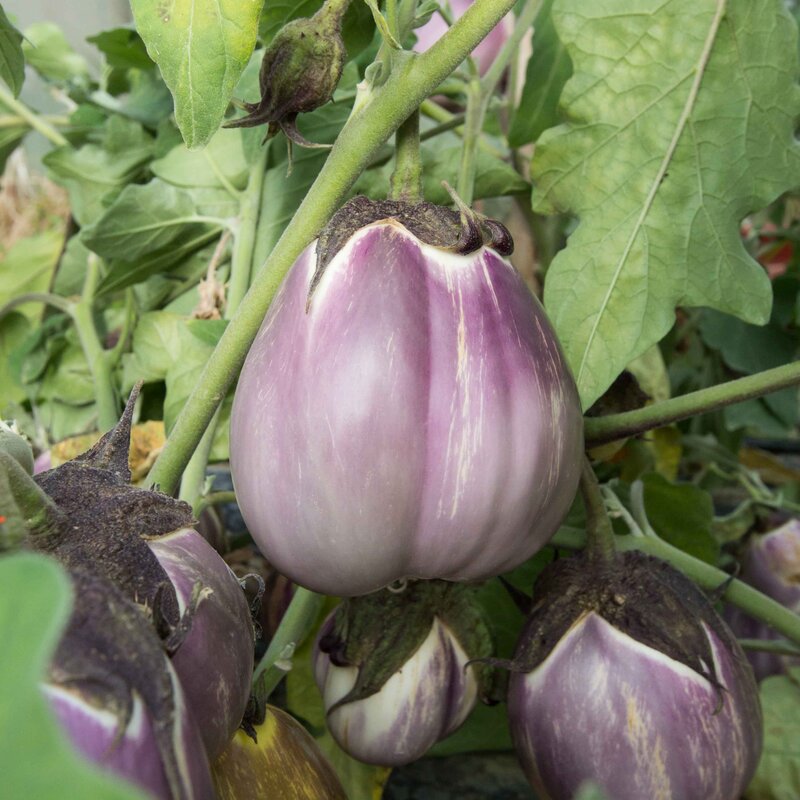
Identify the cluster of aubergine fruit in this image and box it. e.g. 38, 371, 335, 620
223, 186, 769, 800
0, 400, 347, 800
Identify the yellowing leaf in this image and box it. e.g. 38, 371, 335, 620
536, 0, 800, 408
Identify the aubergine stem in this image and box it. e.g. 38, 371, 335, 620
71, 254, 119, 431
551, 515, 800, 650
388, 109, 422, 204
227, 146, 269, 317
579, 458, 616, 562
0, 82, 68, 147
584, 360, 800, 447
456, 0, 542, 204
252, 587, 324, 706
146, 0, 519, 495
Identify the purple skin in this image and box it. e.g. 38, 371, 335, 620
725, 519, 800, 680
413, 1, 512, 75
33, 450, 51, 475
44, 670, 215, 800
231, 222, 583, 597
148, 529, 255, 760
313, 617, 478, 766
508, 613, 763, 800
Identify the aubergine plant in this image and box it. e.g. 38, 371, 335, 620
3, 0, 800, 798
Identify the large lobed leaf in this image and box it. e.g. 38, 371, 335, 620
0, 4, 24, 96
535, 0, 800, 409
130, 0, 264, 149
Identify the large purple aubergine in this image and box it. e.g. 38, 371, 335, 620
725, 519, 800, 680
32, 392, 255, 760
231, 196, 583, 596
312, 581, 492, 766
46, 566, 215, 800
413, 1, 512, 75
505, 551, 762, 800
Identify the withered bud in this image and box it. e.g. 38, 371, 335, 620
225, 0, 348, 148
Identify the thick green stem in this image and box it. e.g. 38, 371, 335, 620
550, 527, 800, 647
0, 292, 73, 322
178, 408, 221, 507
455, 0, 540, 204
193, 490, 237, 517
389, 109, 422, 203
738, 638, 800, 657
585, 360, 800, 446
0, 84, 68, 147
252, 588, 324, 703
147, 0, 517, 494
226, 148, 268, 317
71, 256, 118, 431
580, 458, 616, 561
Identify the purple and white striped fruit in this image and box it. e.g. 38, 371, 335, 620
725, 519, 800, 680
313, 581, 492, 766
505, 551, 762, 800
47, 566, 215, 800
32, 392, 255, 760
231, 196, 582, 596
413, 1, 512, 75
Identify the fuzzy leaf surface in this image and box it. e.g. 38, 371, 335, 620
131, 0, 264, 148
535, 0, 800, 408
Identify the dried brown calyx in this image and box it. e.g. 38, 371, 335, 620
309, 194, 515, 305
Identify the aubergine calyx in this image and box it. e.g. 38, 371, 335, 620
491, 550, 737, 700
308, 195, 515, 306
31, 385, 196, 642
318, 580, 495, 711
224, 0, 347, 147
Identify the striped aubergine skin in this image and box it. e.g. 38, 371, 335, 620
231, 222, 583, 597
148, 529, 254, 761
508, 613, 763, 800
313, 618, 478, 766
44, 669, 215, 800
724, 519, 800, 680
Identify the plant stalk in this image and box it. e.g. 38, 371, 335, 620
71, 256, 118, 431
147, 0, 518, 494
226, 147, 268, 317
252, 588, 324, 703
584, 360, 800, 446
388, 109, 423, 203
0, 84, 69, 147
579, 458, 616, 561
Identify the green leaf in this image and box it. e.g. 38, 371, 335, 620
21, 22, 90, 83
186, 317, 228, 346
0, 123, 26, 172
0, 312, 31, 411
536, 0, 800, 409
81, 180, 208, 260
131, 0, 264, 149
0, 5, 24, 96
509, 0, 572, 146
0, 552, 147, 800
39, 343, 95, 407
151, 126, 251, 191
123, 311, 186, 384
97, 226, 222, 295
44, 117, 154, 225
0, 231, 64, 317
745, 669, 800, 800
86, 27, 154, 71
641, 473, 718, 563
